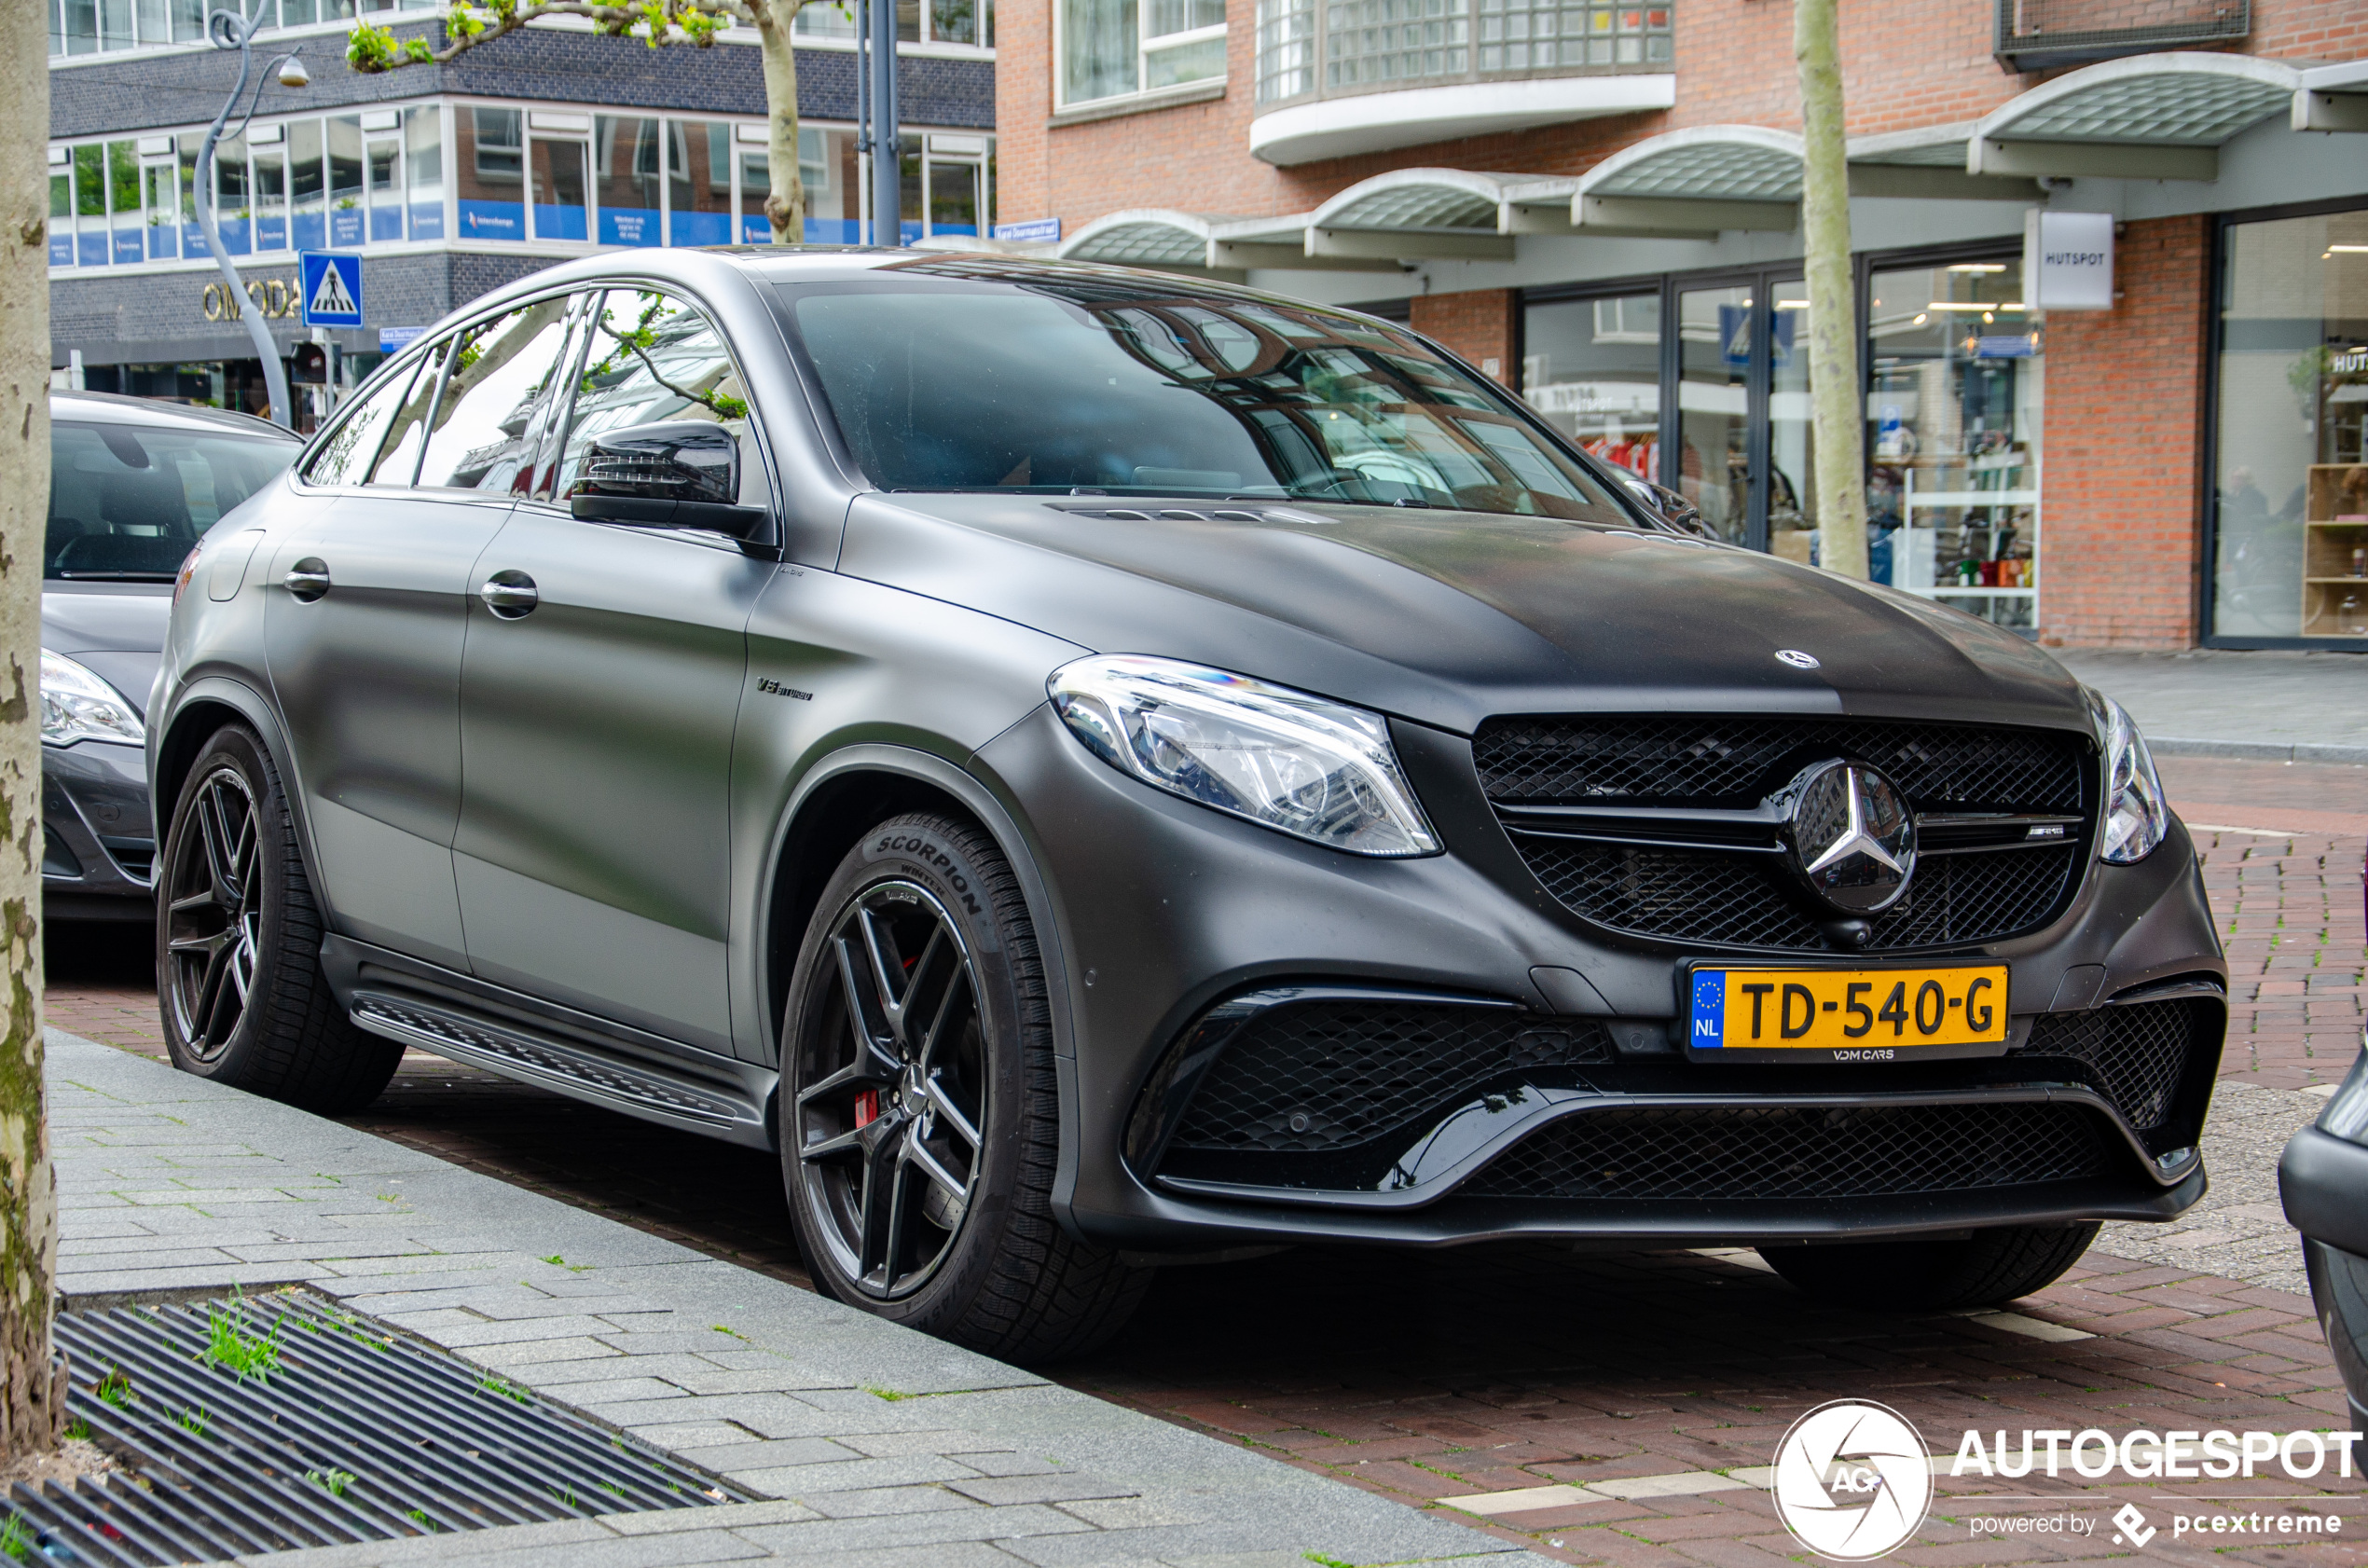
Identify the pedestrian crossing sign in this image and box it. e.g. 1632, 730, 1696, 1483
299, 252, 364, 327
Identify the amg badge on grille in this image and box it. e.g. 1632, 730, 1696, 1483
1778, 760, 1916, 915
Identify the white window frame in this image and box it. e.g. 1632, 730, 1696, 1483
1053, 0, 1228, 111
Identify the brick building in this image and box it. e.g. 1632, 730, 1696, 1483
47, 0, 997, 426
998, 0, 2368, 649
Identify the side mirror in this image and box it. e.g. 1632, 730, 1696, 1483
1621, 475, 1713, 539
568, 420, 769, 541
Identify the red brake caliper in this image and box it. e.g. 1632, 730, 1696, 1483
854, 1090, 879, 1127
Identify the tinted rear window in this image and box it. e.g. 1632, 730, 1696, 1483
48, 421, 295, 582
784, 281, 1628, 521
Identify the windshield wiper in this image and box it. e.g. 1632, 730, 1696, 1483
52, 571, 178, 583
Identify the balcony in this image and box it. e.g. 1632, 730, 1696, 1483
1250, 0, 1673, 164
1992, 0, 2249, 74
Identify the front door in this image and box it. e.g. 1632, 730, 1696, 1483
263, 337, 499, 971
452, 287, 772, 1053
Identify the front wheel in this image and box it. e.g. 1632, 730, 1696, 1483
1757, 1223, 2100, 1312
155, 725, 402, 1114
779, 813, 1147, 1362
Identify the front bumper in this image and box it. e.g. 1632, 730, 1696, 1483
43, 739, 155, 920
975, 706, 2229, 1254
2281, 1122, 2368, 1425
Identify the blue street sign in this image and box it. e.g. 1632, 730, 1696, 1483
992, 217, 1061, 243
299, 252, 363, 328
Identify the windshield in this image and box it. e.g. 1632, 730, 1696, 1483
48, 420, 295, 582
783, 271, 1630, 520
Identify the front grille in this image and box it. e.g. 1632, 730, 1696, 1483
1519, 840, 2082, 951
1462, 1101, 2112, 1201
1475, 714, 2090, 952
1169, 1002, 1614, 1155
1473, 716, 2086, 809
2015, 998, 2215, 1133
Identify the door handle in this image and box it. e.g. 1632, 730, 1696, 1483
283, 558, 331, 602
479, 571, 539, 619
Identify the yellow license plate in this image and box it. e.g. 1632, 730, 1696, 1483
1684, 964, 2008, 1061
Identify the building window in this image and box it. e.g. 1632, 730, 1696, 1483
2210, 205, 2368, 643
1522, 290, 1660, 480
1060, 0, 1225, 107
794, 0, 993, 45
1255, 0, 1314, 100
49, 100, 989, 268
1865, 255, 2042, 631
1476, 0, 1661, 73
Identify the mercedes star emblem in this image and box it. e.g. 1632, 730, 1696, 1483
1775, 649, 1821, 669
1779, 760, 1916, 915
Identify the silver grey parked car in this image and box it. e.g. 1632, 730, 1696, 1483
44, 392, 296, 921
150, 250, 2226, 1362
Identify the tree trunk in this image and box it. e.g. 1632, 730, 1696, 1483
1795, 0, 1868, 580
754, 0, 809, 243
0, 0, 63, 1465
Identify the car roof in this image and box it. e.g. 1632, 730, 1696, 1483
50, 390, 298, 442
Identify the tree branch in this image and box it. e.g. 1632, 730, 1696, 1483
348, 0, 747, 72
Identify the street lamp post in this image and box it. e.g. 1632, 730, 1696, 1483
195, 1, 309, 429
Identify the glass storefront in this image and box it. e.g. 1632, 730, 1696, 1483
2210, 204, 2368, 643
1865, 255, 2041, 630
1522, 249, 2044, 631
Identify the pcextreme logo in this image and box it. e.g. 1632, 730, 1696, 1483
1771, 1400, 1934, 1561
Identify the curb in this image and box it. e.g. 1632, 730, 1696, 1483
2151, 736, 2368, 765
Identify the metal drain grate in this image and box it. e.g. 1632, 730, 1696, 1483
14, 1291, 758, 1565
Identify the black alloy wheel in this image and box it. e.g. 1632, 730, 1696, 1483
793, 879, 990, 1300
154, 725, 403, 1114
163, 763, 264, 1059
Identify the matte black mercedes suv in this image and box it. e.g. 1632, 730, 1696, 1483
150, 250, 2226, 1359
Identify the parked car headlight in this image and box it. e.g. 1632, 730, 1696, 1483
1048, 655, 1441, 858
2319, 1051, 2368, 1147
2088, 690, 2167, 864
41, 650, 145, 748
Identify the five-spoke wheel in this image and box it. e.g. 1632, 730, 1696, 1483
793, 880, 989, 1300
162, 764, 263, 1060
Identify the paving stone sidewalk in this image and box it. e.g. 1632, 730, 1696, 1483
45, 1027, 1554, 1568
2057, 649, 2368, 762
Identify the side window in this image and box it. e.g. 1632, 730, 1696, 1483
300, 352, 427, 488
558, 289, 752, 502
415, 296, 579, 493
367, 341, 447, 487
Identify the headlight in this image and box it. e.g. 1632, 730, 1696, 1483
2088, 690, 2167, 864
2320, 1051, 2368, 1148
41, 650, 146, 748
1047, 655, 1440, 858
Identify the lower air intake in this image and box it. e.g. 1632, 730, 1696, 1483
1169, 1002, 1614, 1155
1461, 1101, 2113, 1201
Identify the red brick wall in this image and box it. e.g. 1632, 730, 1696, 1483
1411, 290, 1517, 382
998, 0, 2368, 234
2037, 214, 2211, 650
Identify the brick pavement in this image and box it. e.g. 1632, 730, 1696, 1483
39, 755, 2368, 1565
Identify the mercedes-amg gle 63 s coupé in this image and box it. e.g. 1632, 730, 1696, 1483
151, 251, 2225, 1360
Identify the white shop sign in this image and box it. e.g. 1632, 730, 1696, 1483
2023, 210, 2115, 310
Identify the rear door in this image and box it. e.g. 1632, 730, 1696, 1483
451, 286, 773, 1053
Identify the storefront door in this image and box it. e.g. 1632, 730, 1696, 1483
1675, 281, 1755, 547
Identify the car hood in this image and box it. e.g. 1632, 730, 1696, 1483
43, 584, 171, 719
837, 494, 2094, 737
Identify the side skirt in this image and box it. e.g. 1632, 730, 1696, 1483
324, 934, 777, 1149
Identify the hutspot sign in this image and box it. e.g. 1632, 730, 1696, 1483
2023, 210, 2115, 309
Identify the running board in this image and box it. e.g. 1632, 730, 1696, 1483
350, 991, 770, 1147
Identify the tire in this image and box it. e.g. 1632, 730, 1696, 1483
155, 725, 402, 1115
1756, 1223, 2100, 1312
779, 812, 1149, 1362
